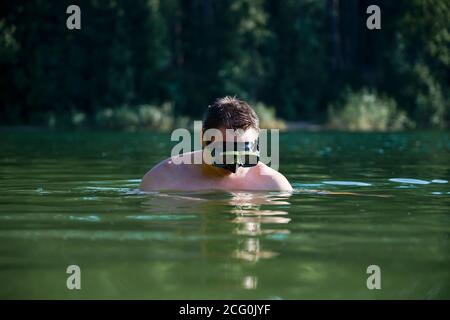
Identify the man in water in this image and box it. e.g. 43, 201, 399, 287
140, 97, 292, 191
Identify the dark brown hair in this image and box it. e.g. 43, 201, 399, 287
202, 96, 259, 132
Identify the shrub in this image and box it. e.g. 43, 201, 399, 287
412, 63, 447, 128
328, 89, 413, 131
46, 110, 87, 129
95, 103, 178, 131
252, 102, 286, 130
138, 103, 174, 131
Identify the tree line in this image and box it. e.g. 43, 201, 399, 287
0, 0, 448, 129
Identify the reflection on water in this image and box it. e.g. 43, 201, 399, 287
230, 192, 290, 269
133, 191, 293, 291
0, 131, 449, 299
242, 275, 258, 290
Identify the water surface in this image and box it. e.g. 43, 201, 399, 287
0, 130, 449, 299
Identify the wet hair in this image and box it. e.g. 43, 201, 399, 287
202, 96, 259, 133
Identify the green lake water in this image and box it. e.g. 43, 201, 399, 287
0, 130, 449, 299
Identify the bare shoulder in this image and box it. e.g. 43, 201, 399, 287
253, 162, 293, 191
139, 157, 180, 191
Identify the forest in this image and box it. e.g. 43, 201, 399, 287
0, 0, 449, 130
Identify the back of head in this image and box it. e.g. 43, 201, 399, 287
202, 96, 259, 133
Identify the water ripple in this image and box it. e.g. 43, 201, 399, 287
431, 179, 448, 184
389, 178, 430, 185
322, 181, 371, 187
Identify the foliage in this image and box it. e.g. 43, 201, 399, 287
0, 0, 448, 130
328, 89, 413, 131
95, 103, 176, 131
252, 102, 286, 130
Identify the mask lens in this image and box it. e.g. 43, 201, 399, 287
242, 153, 258, 167
207, 141, 259, 169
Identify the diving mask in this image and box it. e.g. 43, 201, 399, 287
204, 140, 260, 173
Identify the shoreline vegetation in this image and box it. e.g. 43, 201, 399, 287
5, 89, 424, 132
2, 93, 439, 132
46, 101, 292, 131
